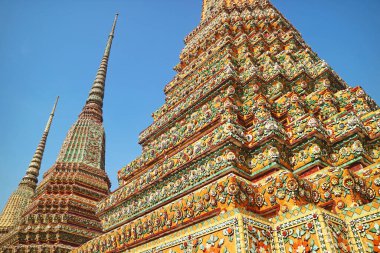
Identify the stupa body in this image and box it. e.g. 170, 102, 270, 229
71, 1, 380, 253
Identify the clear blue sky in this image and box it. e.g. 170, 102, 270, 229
0, 0, 379, 210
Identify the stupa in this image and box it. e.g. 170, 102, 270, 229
0, 97, 58, 235
70, 0, 380, 253
0, 14, 118, 253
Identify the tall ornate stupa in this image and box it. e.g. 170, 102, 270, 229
0, 97, 59, 235
70, 0, 380, 252
0, 14, 118, 252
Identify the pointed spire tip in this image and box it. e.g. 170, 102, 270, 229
109, 14, 119, 37
51, 96, 59, 115
45, 97, 59, 132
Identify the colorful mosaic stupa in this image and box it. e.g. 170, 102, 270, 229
69, 0, 380, 252
2, 0, 380, 252
0, 97, 59, 235
0, 14, 118, 253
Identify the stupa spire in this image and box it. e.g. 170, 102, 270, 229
56, 14, 119, 169
80, 14, 118, 122
0, 98, 58, 234
19, 96, 59, 190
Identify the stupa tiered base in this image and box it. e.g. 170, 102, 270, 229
73, 162, 380, 253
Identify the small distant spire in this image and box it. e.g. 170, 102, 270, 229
19, 97, 59, 190
81, 14, 119, 122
